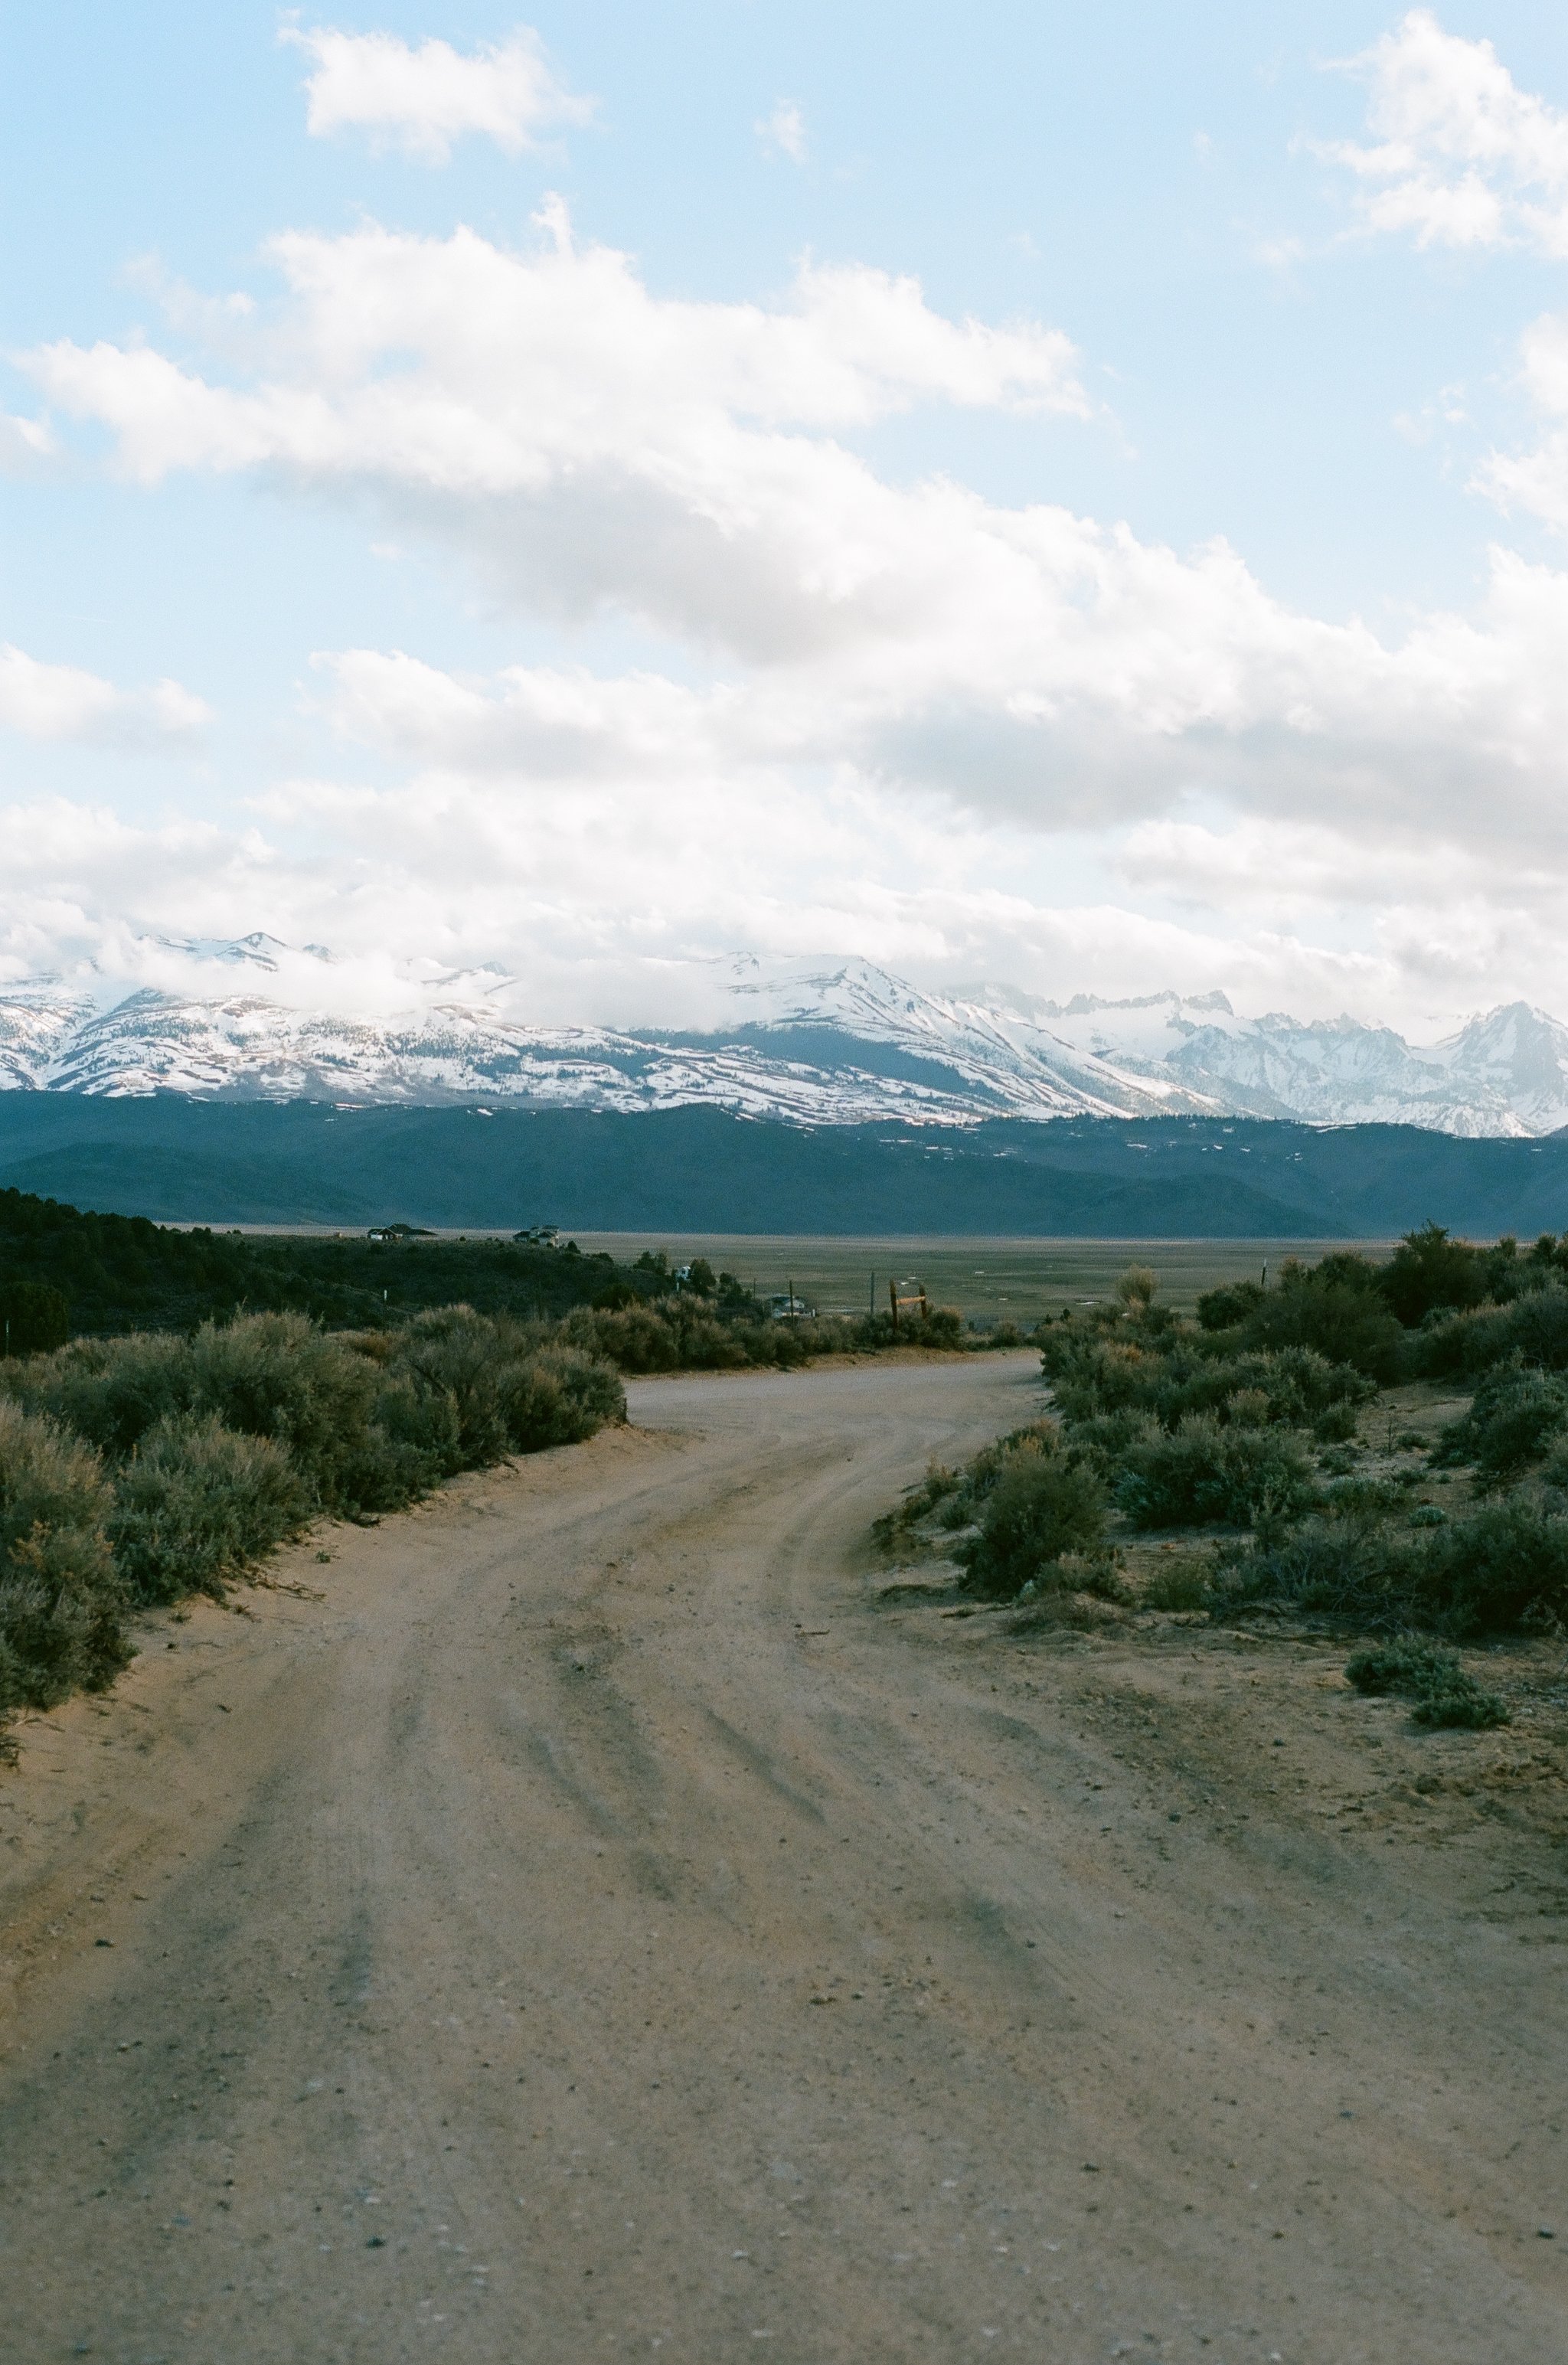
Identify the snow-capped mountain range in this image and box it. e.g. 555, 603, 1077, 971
2, 938, 1567, 1138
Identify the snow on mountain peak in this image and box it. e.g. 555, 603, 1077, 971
0, 942, 1562, 1135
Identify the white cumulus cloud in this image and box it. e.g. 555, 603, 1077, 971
26, 212, 1568, 859
21, 193, 1568, 1025
0, 412, 54, 474
0, 646, 209, 748
279, 21, 593, 162
1319, 8, 1568, 254
758, 100, 807, 165
1474, 310, 1568, 529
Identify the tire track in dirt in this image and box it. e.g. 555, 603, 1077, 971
0, 1352, 1563, 2363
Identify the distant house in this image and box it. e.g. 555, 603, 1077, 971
514, 1223, 560, 1246
366, 1221, 434, 1242
767, 1291, 814, 1321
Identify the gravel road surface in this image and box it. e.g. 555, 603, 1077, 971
0, 1352, 1563, 2362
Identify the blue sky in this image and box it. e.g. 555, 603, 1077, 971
4, 4, 1568, 1030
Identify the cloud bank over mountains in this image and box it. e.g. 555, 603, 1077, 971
5, 14, 1568, 1036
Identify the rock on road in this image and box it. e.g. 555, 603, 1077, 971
0, 1353, 1563, 2363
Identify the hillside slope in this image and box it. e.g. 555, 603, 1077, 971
3, 1096, 1566, 1236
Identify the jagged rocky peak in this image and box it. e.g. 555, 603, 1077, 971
0, 939, 1563, 1136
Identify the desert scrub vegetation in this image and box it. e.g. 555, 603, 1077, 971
558, 1293, 982, 1374
956, 1434, 1110, 1602
0, 1400, 127, 1717
1344, 1635, 1508, 1730
873, 1420, 1119, 1610
0, 1306, 627, 1726
877, 1228, 1568, 1700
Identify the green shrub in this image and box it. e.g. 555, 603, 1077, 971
1377, 1224, 1494, 1328
1195, 1279, 1264, 1331
1210, 1514, 1407, 1624
360, 1370, 466, 1498
1434, 1367, 1568, 1483
0, 1297, 629, 1732
576, 1302, 731, 1374
500, 1346, 626, 1450
1041, 1334, 1162, 1421
108, 1414, 309, 1604
392, 1308, 626, 1466
188, 1312, 387, 1508
935, 1419, 1063, 1527
1165, 1346, 1374, 1433
1344, 1634, 1508, 1729
957, 1437, 1107, 1601
388, 1305, 518, 1464
1322, 1476, 1406, 1525
1416, 1287, 1568, 1381
1411, 1683, 1510, 1730
1346, 1634, 1462, 1696
563, 1302, 717, 1373
1216, 1489, 1568, 1638
1116, 1264, 1158, 1310
1237, 1256, 1406, 1382
1060, 1409, 1162, 1478
4, 1328, 196, 1456
563, 1295, 975, 1375
0, 1400, 126, 1712
1042, 1330, 1374, 1442
1511, 1287, 1568, 1370
591, 1279, 642, 1312
1115, 1416, 1316, 1530
1412, 1494, 1568, 1634
1141, 1554, 1214, 1612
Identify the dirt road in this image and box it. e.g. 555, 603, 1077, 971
0, 1353, 1563, 2363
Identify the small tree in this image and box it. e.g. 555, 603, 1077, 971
1378, 1222, 1491, 1327
1116, 1265, 1158, 1312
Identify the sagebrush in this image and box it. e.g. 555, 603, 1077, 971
0, 1306, 628, 1720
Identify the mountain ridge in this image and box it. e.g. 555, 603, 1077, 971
1, 943, 1566, 1138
